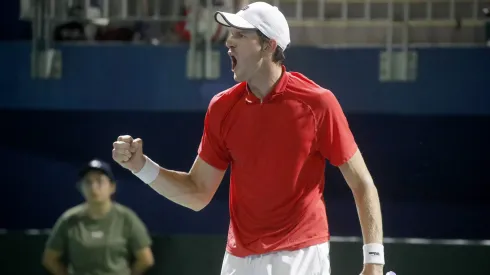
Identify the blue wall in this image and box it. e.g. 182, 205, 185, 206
1, 42, 489, 114
1, 42, 489, 240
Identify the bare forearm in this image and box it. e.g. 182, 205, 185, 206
352, 184, 383, 244
43, 261, 68, 275
148, 167, 209, 211
339, 150, 384, 272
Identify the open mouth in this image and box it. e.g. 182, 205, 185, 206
231, 56, 237, 70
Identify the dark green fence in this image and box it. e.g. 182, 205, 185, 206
1, 232, 489, 275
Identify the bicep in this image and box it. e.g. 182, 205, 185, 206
189, 156, 227, 197
126, 211, 152, 253
318, 91, 358, 166
198, 100, 231, 170
45, 216, 67, 252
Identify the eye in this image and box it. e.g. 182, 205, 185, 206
231, 31, 244, 38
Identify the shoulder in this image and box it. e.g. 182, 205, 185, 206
54, 204, 85, 227
286, 71, 340, 112
59, 204, 85, 220
206, 82, 246, 117
113, 203, 144, 223
113, 203, 140, 218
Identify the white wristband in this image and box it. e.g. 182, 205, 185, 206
132, 156, 160, 184
363, 243, 385, 265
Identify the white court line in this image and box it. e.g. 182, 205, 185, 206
1, 229, 489, 246
330, 236, 490, 246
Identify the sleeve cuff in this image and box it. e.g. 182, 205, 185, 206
330, 143, 358, 167
198, 151, 229, 171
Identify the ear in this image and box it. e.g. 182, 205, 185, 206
78, 183, 88, 198
76, 180, 85, 193
262, 39, 277, 56
110, 182, 117, 194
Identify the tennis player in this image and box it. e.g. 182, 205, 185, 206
112, 2, 384, 274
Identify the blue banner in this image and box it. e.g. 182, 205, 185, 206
1, 42, 489, 114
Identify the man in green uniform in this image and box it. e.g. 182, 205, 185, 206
42, 159, 154, 275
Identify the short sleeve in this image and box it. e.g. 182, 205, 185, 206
318, 91, 358, 166
45, 215, 68, 252
127, 211, 152, 252
197, 97, 231, 170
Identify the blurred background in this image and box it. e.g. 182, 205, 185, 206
0, 0, 489, 274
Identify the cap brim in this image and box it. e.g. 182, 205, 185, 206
214, 11, 256, 30
78, 167, 115, 182
79, 167, 104, 177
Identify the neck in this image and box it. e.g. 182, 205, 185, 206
86, 200, 112, 219
247, 63, 283, 99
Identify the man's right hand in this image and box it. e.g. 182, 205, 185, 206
112, 135, 146, 173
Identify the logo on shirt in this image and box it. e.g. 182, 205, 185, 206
369, 252, 380, 256
91, 231, 104, 238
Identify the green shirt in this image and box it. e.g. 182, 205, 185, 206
45, 203, 152, 275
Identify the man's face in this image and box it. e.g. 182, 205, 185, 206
226, 28, 265, 82
80, 170, 115, 204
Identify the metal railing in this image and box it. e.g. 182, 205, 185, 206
24, 0, 229, 79
21, 0, 490, 23
20, 0, 184, 22
20, 0, 489, 45
260, 0, 488, 49
22, 0, 489, 80
267, 0, 488, 22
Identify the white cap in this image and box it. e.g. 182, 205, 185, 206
214, 2, 290, 51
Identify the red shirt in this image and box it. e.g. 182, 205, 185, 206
198, 66, 358, 257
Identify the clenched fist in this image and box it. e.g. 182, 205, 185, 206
112, 135, 146, 173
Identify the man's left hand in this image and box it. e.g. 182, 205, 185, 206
360, 263, 384, 275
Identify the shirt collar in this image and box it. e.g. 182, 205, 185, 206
244, 65, 289, 104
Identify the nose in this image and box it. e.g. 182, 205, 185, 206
83, 180, 100, 190
225, 35, 236, 49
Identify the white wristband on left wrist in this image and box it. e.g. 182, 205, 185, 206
363, 243, 385, 265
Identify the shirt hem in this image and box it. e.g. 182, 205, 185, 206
225, 235, 330, 258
